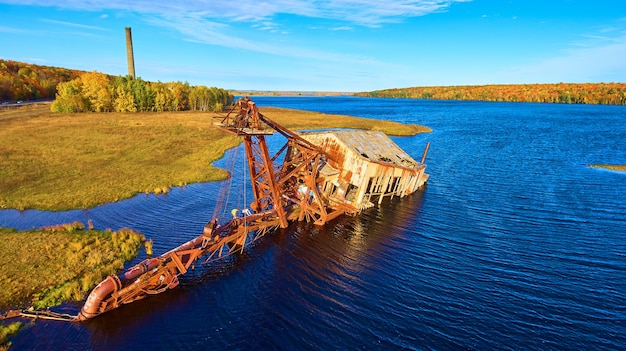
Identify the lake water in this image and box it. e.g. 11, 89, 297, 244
3, 97, 625, 350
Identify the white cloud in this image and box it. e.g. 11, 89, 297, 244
1, 0, 470, 58
40, 19, 107, 30
149, 14, 365, 65
1, 0, 470, 26
489, 35, 626, 84
331, 26, 353, 31
1, 0, 470, 89
252, 21, 281, 32
0, 25, 46, 35
0, 25, 27, 33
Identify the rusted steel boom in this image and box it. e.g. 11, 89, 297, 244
0, 211, 281, 322
76, 210, 281, 320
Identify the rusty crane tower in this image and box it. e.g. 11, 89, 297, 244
1, 97, 429, 322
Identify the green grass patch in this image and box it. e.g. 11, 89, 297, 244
0, 104, 429, 211
588, 164, 626, 172
0, 322, 22, 351
0, 224, 145, 310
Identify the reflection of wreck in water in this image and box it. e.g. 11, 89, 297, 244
1, 97, 429, 322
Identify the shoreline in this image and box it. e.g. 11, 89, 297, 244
588, 164, 626, 172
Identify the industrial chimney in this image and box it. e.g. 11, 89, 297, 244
125, 27, 136, 79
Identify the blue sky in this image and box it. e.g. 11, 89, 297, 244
1, 0, 625, 91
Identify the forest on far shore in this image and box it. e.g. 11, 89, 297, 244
356, 82, 626, 105
1, 59, 232, 113
3, 59, 625, 106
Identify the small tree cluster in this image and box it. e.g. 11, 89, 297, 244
51, 71, 233, 113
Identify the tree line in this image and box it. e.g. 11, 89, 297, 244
1, 60, 233, 112
0, 59, 83, 102
357, 83, 626, 105
51, 71, 233, 113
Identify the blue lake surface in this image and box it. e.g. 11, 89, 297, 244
3, 97, 626, 350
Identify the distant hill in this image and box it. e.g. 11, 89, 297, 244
230, 90, 354, 97
0, 60, 85, 102
356, 83, 626, 105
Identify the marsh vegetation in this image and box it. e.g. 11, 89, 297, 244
0, 224, 145, 310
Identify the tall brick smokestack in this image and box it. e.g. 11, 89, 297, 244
125, 27, 136, 79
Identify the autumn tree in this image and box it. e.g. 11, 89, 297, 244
169, 81, 190, 111
50, 80, 89, 113
79, 71, 113, 112
151, 82, 175, 112
113, 84, 137, 112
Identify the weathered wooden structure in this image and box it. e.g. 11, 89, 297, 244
300, 130, 429, 210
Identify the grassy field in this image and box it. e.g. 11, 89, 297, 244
0, 103, 430, 211
0, 224, 145, 310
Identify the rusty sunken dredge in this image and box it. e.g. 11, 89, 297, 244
2, 97, 429, 322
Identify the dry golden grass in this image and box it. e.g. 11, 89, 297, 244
0, 225, 144, 310
0, 103, 429, 211
0, 104, 238, 210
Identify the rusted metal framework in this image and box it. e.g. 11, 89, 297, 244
218, 97, 349, 227
1, 97, 429, 322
